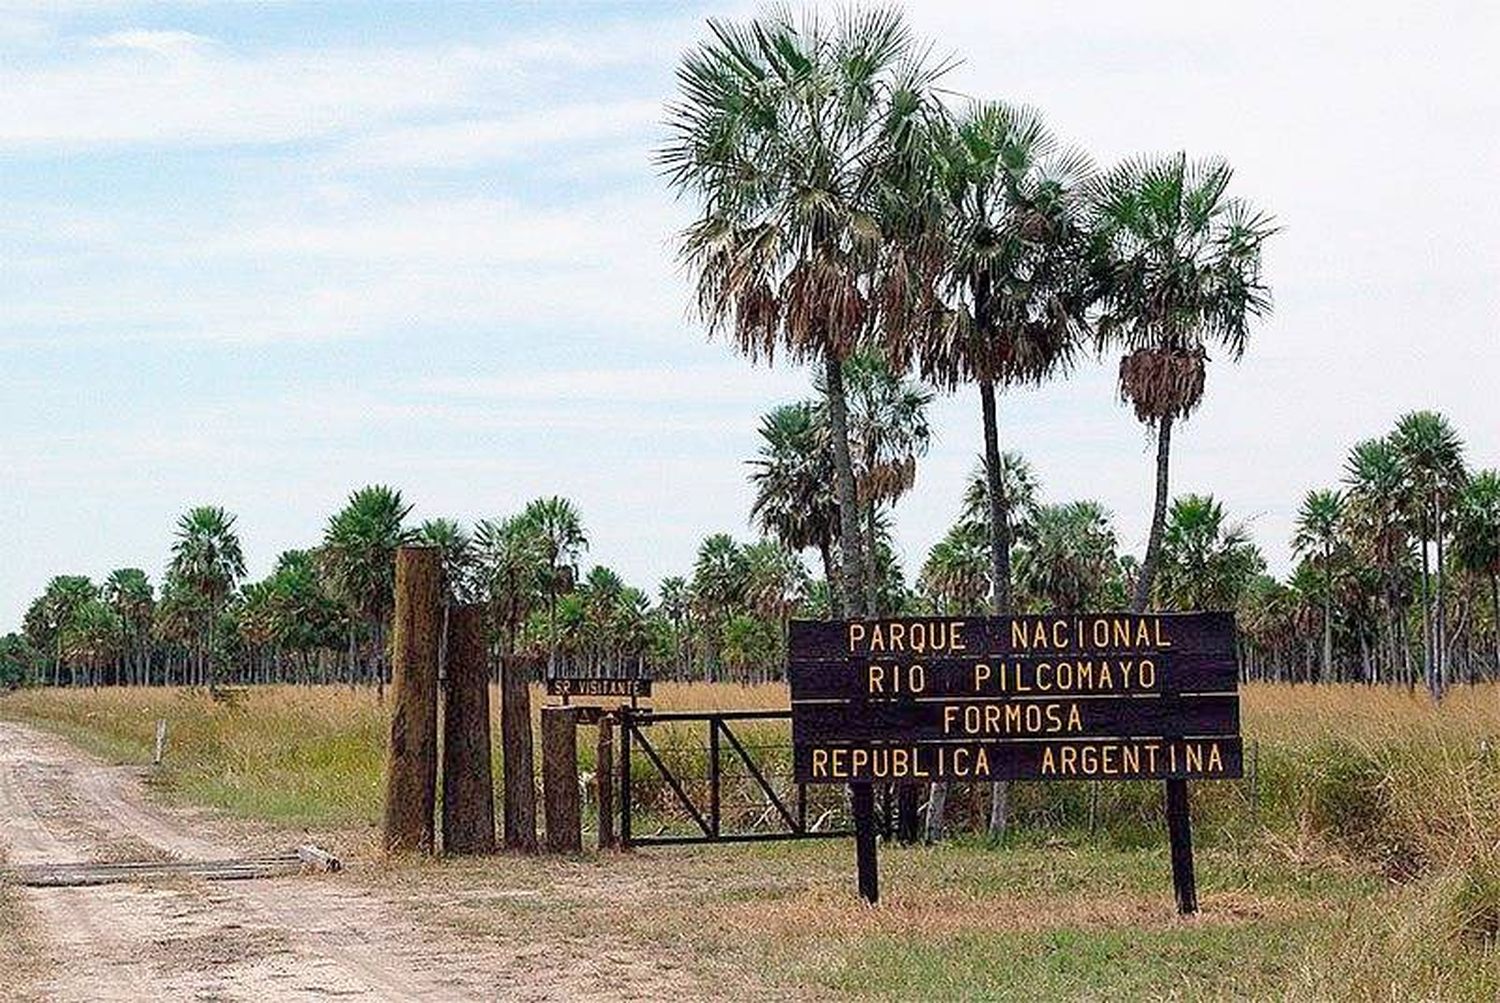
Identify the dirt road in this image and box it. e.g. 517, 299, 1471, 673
0, 720, 638, 1002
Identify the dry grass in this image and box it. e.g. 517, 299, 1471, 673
3, 681, 1499, 999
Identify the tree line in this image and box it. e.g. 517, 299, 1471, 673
3, 402, 1494, 693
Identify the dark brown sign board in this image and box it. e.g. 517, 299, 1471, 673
545, 677, 652, 699
789, 612, 1240, 783
788, 611, 1241, 915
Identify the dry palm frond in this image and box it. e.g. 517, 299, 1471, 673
1117, 345, 1207, 425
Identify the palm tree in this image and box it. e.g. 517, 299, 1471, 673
836, 349, 933, 611
1292, 490, 1345, 680
961, 451, 1041, 539
417, 518, 476, 605
1390, 410, 1467, 698
743, 539, 809, 677
748, 403, 840, 599
1090, 153, 1276, 611
656, 576, 692, 677
60, 598, 122, 687
320, 486, 412, 692
24, 575, 98, 685
474, 515, 548, 661
663, 6, 946, 619
1453, 470, 1500, 678
1013, 501, 1120, 614
903, 102, 1093, 621
919, 521, 991, 614
169, 505, 247, 689
691, 533, 749, 681
1156, 494, 1263, 612
1343, 437, 1414, 685
521, 497, 588, 673
102, 569, 154, 686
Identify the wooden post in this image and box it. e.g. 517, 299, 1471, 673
1165, 778, 1197, 915
500, 655, 538, 852
382, 546, 441, 854
596, 713, 615, 851
441, 604, 497, 856
851, 783, 879, 904
153, 719, 167, 766
541, 706, 582, 854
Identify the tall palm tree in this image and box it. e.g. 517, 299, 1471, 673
521, 497, 588, 672
656, 576, 692, 677
918, 521, 991, 614
417, 518, 476, 605
1343, 437, 1413, 685
1090, 153, 1276, 611
691, 533, 749, 681
169, 505, 247, 689
1390, 410, 1467, 698
835, 348, 933, 612
663, 6, 946, 619
1013, 501, 1120, 614
102, 569, 154, 686
743, 539, 809, 677
1292, 490, 1345, 680
902, 102, 1094, 621
1453, 470, 1500, 677
1156, 494, 1263, 612
748, 403, 840, 599
961, 450, 1041, 539
25, 575, 98, 685
474, 514, 548, 659
320, 486, 412, 691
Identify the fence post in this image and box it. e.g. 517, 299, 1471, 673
542, 706, 582, 854
500, 655, 538, 852
382, 545, 441, 854
620, 712, 633, 848
708, 717, 721, 839
597, 713, 616, 851
441, 604, 496, 855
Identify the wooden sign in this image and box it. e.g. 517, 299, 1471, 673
545, 677, 652, 699
789, 612, 1241, 784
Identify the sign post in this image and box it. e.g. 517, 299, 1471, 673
789, 611, 1242, 914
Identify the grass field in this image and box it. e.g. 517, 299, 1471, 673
3, 682, 1499, 999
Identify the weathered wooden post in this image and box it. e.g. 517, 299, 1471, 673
1165, 779, 1197, 915
442, 604, 497, 855
541, 706, 582, 853
596, 713, 616, 851
500, 655, 538, 852
382, 545, 441, 854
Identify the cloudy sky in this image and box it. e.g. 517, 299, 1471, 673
1, 1, 1496, 630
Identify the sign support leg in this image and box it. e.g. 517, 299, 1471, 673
851, 782, 879, 904
1165, 778, 1197, 915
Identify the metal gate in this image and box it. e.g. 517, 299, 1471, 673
618, 708, 853, 846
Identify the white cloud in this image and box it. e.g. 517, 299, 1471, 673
335, 99, 662, 170
86, 29, 214, 56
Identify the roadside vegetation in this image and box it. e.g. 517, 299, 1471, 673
4, 681, 1498, 999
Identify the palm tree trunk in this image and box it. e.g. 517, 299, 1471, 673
864, 503, 880, 617
822, 349, 865, 620
1433, 493, 1448, 699
1492, 573, 1500, 679
1418, 512, 1434, 696
1321, 566, 1333, 682
979, 378, 1011, 842
817, 541, 838, 612
1133, 414, 1174, 611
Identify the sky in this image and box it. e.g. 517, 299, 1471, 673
1, 1, 1496, 631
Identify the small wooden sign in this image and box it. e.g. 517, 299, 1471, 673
545, 677, 652, 699
789, 612, 1241, 784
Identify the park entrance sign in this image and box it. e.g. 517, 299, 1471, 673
788, 611, 1242, 913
